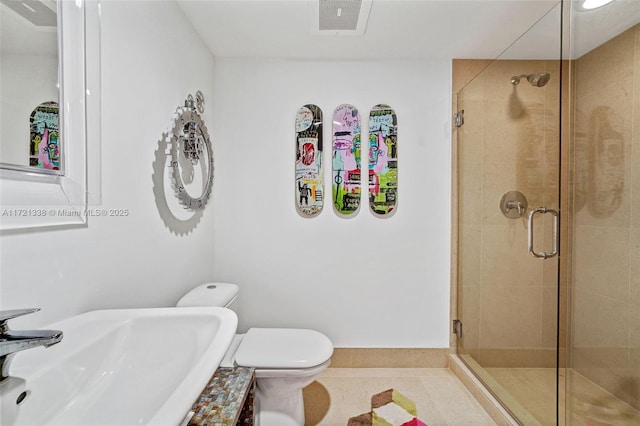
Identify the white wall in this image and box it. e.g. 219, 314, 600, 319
0, 3, 454, 349
0, 54, 58, 166
0, 1, 217, 328
211, 59, 452, 348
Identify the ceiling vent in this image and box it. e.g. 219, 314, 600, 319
310, 0, 373, 36
0, 0, 57, 28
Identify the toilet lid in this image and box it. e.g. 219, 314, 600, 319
235, 328, 333, 369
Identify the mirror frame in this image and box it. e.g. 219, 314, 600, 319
0, 0, 101, 231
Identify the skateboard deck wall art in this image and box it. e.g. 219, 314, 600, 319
332, 104, 361, 216
368, 104, 398, 216
29, 101, 60, 170
295, 104, 324, 217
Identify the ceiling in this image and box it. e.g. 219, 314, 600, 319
0, 1, 57, 56
177, 0, 640, 60
1, 0, 637, 60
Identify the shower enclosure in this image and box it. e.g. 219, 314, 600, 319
454, 0, 639, 424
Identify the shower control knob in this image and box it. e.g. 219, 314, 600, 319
500, 191, 528, 219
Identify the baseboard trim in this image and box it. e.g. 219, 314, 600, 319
330, 348, 449, 368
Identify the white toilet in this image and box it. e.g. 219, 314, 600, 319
177, 282, 333, 426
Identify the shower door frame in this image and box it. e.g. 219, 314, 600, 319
452, 45, 566, 424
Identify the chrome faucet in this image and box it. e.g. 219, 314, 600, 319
0, 308, 63, 382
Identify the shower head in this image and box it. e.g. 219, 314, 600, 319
510, 73, 551, 87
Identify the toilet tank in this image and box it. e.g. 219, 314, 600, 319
176, 283, 240, 309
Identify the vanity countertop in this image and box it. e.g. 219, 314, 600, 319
185, 367, 255, 426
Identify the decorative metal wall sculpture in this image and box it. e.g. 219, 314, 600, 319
168, 91, 214, 211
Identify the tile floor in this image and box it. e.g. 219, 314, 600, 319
484, 367, 557, 425
565, 369, 640, 425
302, 368, 497, 425
485, 367, 640, 426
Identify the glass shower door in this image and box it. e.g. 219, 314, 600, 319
455, 4, 563, 422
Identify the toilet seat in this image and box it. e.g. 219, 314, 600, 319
252, 359, 332, 378
233, 328, 333, 370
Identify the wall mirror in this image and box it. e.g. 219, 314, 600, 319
0, 0, 101, 230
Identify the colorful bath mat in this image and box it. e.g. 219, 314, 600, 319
347, 388, 428, 426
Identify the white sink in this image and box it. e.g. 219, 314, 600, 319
5, 307, 238, 426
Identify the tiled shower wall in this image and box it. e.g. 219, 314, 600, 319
453, 20, 639, 419
570, 24, 640, 410
455, 58, 562, 367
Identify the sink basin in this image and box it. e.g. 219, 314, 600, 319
6, 307, 237, 426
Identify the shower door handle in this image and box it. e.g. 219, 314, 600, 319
527, 207, 559, 259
